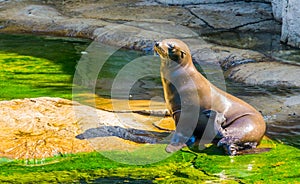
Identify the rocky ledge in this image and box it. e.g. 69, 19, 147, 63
0, 97, 94, 159
0, 97, 175, 159
0, 0, 300, 88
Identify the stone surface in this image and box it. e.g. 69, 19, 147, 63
187, 2, 273, 30
271, 0, 283, 21
93, 21, 199, 51
0, 0, 278, 36
0, 0, 295, 49
0, 97, 170, 159
156, 0, 231, 5
0, 4, 109, 37
156, 0, 271, 5
281, 0, 300, 48
0, 97, 93, 159
225, 62, 300, 88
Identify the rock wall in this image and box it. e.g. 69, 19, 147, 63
158, 0, 300, 48
156, 0, 270, 4
261, 0, 300, 48
280, 0, 300, 48
271, 0, 282, 21
271, 0, 300, 47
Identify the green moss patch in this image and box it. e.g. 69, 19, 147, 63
0, 140, 298, 183
0, 53, 74, 100
0, 33, 90, 100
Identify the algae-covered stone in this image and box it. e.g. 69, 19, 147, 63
0, 139, 298, 183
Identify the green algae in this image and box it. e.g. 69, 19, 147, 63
0, 33, 90, 100
0, 140, 298, 183
0, 53, 74, 100
193, 140, 300, 183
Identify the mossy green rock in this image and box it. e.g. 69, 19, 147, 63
0, 140, 298, 183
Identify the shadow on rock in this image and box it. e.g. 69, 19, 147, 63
76, 126, 170, 144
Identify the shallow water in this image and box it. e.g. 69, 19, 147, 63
202, 31, 300, 65
0, 33, 91, 100
0, 33, 299, 149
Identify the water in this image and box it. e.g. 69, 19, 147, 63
0, 33, 91, 100
202, 31, 300, 65
0, 33, 299, 149
227, 81, 300, 148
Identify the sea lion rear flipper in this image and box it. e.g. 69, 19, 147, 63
236, 148, 272, 155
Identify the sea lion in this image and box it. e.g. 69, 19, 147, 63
154, 39, 266, 155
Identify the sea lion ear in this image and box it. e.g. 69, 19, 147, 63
180, 50, 186, 58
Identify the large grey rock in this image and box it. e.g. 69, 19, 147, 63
281, 0, 300, 48
156, 0, 231, 5
156, 0, 270, 5
68, 2, 194, 25
93, 21, 198, 50
16, 5, 63, 20
271, 0, 283, 21
0, 4, 109, 37
187, 2, 273, 30
225, 62, 300, 88
271, 0, 300, 48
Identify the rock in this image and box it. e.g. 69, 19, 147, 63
17, 5, 63, 20
70, 3, 193, 25
0, 97, 93, 159
271, 0, 300, 48
281, 0, 300, 48
237, 19, 281, 32
0, 4, 108, 37
271, 49, 300, 65
93, 21, 198, 50
156, 0, 232, 5
225, 62, 300, 88
156, 0, 271, 5
186, 2, 273, 30
190, 42, 269, 66
271, 0, 283, 21
236, 87, 299, 114
0, 97, 169, 159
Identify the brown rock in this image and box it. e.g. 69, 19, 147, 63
0, 97, 95, 159
0, 96, 170, 159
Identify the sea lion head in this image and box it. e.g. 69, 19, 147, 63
154, 39, 191, 65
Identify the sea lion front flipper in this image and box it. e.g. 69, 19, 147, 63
165, 142, 187, 153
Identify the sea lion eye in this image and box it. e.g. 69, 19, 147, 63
167, 43, 175, 49
180, 50, 186, 58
